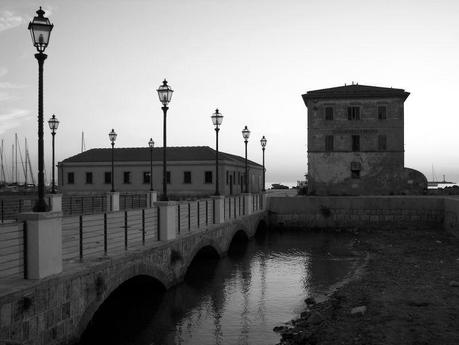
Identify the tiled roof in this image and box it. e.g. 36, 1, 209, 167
61, 146, 262, 167
302, 84, 410, 101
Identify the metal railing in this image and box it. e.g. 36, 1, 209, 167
62, 207, 159, 261
120, 193, 148, 210
0, 193, 265, 277
0, 198, 34, 222
62, 194, 109, 216
0, 221, 25, 279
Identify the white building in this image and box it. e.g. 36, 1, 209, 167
58, 146, 264, 197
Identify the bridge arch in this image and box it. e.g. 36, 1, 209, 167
77, 264, 170, 341
183, 238, 223, 276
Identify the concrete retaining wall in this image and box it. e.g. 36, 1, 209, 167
443, 198, 459, 237
268, 196, 446, 230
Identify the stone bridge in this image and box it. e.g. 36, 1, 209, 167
0, 194, 268, 345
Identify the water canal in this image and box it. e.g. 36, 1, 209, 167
80, 229, 365, 345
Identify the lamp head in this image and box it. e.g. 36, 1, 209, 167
242, 125, 250, 141
28, 7, 53, 53
211, 108, 223, 128
156, 79, 173, 106
108, 129, 117, 143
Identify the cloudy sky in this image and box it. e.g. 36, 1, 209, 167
1, 0, 459, 184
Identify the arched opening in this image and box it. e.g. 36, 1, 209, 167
228, 229, 249, 258
79, 275, 166, 345
185, 245, 220, 285
254, 220, 268, 244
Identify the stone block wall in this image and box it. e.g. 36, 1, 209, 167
269, 196, 445, 230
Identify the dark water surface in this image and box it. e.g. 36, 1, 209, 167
81, 230, 363, 345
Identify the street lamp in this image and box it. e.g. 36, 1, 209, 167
156, 79, 173, 201
260, 136, 267, 192
109, 129, 117, 192
28, 7, 54, 211
242, 126, 250, 193
211, 109, 223, 195
148, 138, 155, 191
48, 114, 59, 194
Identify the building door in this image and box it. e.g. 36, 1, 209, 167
229, 175, 233, 195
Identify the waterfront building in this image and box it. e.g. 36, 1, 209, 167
57, 146, 263, 197
302, 83, 427, 195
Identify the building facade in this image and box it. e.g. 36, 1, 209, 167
58, 146, 263, 197
302, 84, 427, 195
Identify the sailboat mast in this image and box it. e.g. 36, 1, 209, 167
24, 138, 27, 185
0, 140, 5, 184
11, 144, 13, 184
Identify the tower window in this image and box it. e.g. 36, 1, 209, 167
347, 106, 360, 120
352, 135, 360, 151
378, 106, 387, 120
325, 135, 334, 151
325, 107, 334, 120
378, 135, 387, 151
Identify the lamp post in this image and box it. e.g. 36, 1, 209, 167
156, 79, 173, 201
148, 138, 155, 191
260, 136, 267, 192
211, 109, 223, 195
48, 114, 59, 194
28, 7, 53, 212
242, 126, 250, 193
109, 129, 117, 192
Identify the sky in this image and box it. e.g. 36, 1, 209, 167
1, 0, 459, 185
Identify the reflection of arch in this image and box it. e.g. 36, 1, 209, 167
77, 265, 169, 340
255, 219, 268, 236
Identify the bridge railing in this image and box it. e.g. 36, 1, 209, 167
62, 207, 160, 262
0, 221, 25, 279
62, 194, 110, 216
3, 192, 266, 279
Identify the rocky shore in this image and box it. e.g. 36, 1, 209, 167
275, 227, 459, 345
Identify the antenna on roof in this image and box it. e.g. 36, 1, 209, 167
351, 81, 354, 85
81, 131, 86, 153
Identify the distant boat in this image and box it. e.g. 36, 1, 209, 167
271, 183, 289, 190
428, 170, 454, 187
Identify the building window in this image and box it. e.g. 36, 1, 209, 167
351, 162, 361, 179
238, 172, 241, 185
123, 171, 131, 184
166, 171, 171, 184
347, 106, 360, 120
352, 135, 360, 151
67, 172, 74, 184
184, 171, 191, 184
204, 171, 212, 184
226, 171, 229, 185
104, 172, 111, 184
85, 172, 93, 184
378, 106, 387, 120
325, 107, 333, 120
325, 135, 334, 152
143, 171, 150, 184
378, 135, 387, 151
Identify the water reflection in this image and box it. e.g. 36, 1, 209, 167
81, 230, 361, 345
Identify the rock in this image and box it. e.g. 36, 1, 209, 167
300, 311, 310, 318
449, 281, 459, 287
406, 301, 429, 307
308, 311, 324, 324
350, 306, 367, 315
273, 325, 289, 333
305, 297, 316, 306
